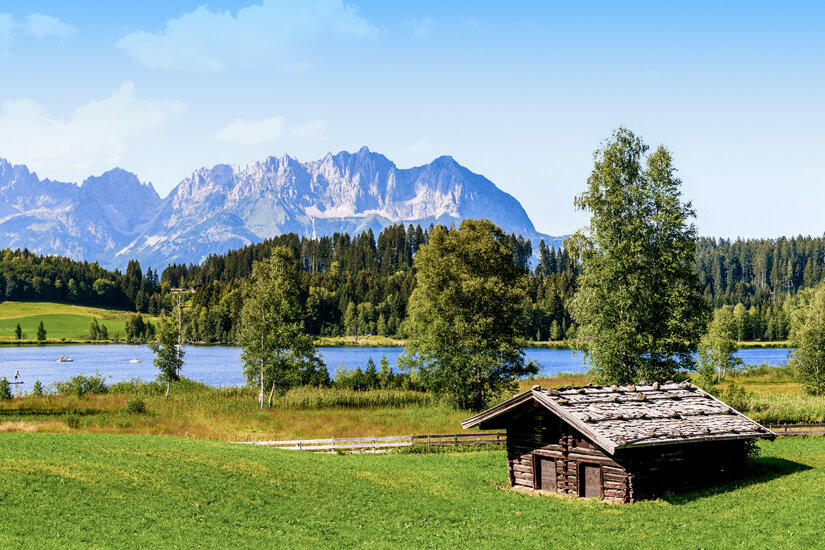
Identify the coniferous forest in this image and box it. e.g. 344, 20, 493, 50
1, 227, 824, 344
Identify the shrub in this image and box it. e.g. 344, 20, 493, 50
31, 380, 45, 397
63, 413, 81, 429
123, 397, 146, 414
334, 355, 425, 392
113, 417, 133, 428
0, 377, 12, 400
719, 382, 753, 412
53, 371, 109, 397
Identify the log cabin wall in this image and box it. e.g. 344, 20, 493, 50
503, 406, 633, 502
469, 385, 774, 503
618, 439, 749, 500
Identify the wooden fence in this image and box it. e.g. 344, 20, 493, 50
238, 424, 825, 453
237, 432, 506, 453
767, 423, 825, 436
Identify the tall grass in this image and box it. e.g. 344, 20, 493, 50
276, 387, 437, 409
743, 394, 825, 424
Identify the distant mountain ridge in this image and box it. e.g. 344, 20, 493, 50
0, 149, 563, 269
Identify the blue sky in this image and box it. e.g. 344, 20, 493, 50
0, 1, 823, 238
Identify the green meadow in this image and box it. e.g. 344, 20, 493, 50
0, 301, 153, 342
0, 434, 821, 549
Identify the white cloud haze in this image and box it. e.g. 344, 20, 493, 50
214, 117, 329, 144
22, 14, 76, 38
0, 14, 13, 53
117, 0, 378, 71
412, 17, 435, 38
291, 119, 328, 140
0, 12, 75, 52
0, 82, 183, 177
214, 116, 286, 145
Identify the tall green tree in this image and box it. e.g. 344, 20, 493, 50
239, 247, 326, 409
14, 323, 22, 340
789, 284, 825, 395
569, 128, 710, 384
148, 314, 184, 399
695, 306, 742, 391
36, 320, 47, 343
403, 219, 537, 411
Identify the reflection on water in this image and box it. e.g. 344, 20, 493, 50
0, 344, 792, 393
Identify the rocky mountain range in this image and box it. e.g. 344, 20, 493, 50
0, 148, 562, 270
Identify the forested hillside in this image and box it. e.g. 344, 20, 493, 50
696, 236, 825, 340
1, 229, 824, 344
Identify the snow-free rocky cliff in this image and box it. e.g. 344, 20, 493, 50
0, 148, 562, 269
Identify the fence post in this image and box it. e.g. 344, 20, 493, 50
372, 436, 375, 453
427, 434, 431, 451
331, 437, 335, 452
298, 441, 302, 451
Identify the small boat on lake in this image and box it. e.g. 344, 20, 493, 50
57, 354, 73, 363
129, 358, 143, 363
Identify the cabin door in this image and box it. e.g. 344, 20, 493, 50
537, 457, 556, 491
578, 463, 601, 498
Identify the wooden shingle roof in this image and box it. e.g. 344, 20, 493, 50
462, 382, 775, 455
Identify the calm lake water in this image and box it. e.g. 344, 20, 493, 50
0, 345, 792, 394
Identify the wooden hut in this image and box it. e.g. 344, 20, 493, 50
461, 382, 775, 502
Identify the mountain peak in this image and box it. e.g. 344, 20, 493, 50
0, 149, 559, 269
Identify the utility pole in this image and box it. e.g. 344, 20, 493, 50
172, 288, 184, 379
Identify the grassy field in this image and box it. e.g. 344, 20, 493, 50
0, 382, 470, 440
2, 370, 824, 440
0, 433, 821, 548
0, 301, 155, 343
0, 374, 597, 441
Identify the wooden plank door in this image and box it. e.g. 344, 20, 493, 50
579, 463, 601, 498
537, 457, 556, 492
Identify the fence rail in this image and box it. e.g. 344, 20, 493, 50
768, 423, 825, 436
238, 423, 825, 452
237, 432, 506, 453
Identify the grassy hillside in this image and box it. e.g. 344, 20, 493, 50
0, 301, 151, 342
0, 434, 820, 548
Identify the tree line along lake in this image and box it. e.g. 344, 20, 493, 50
0, 345, 793, 394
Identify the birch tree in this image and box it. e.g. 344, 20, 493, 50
239, 247, 325, 409
790, 284, 825, 395
569, 128, 710, 384
148, 314, 184, 399
695, 305, 742, 390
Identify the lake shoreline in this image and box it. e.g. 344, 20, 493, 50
0, 338, 792, 350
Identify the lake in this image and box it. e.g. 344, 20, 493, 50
0, 345, 792, 394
